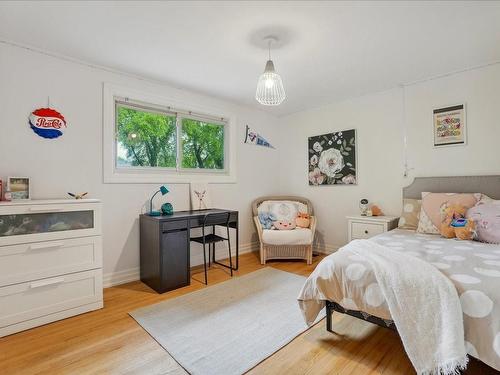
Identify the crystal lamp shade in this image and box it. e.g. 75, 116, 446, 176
255, 60, 286, 106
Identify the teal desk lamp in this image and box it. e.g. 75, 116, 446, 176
149, 185, 169, 216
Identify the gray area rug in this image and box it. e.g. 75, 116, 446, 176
130, 267, 324, 375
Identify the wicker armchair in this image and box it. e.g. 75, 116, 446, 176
252, 196, 316, 265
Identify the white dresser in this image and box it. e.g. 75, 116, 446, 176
0, 199, 103, 337
347, 215, 399, 242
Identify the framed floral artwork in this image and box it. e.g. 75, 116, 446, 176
433, 104, 466, 147
308, 129, 356, 186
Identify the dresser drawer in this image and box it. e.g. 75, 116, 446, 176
0, 236, 102, 287
0, 269, 102, 329
0, 202, 101, 246
351, 222, 385, 239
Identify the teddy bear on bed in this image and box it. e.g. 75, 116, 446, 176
440, 204, 475, 240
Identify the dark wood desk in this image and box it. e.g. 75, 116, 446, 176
140, 209, 239, 293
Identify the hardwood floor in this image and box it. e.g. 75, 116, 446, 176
0, 251, 496, 375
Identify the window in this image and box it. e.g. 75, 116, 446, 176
116, 104, 177, 168
104, 84, 236, 183
116, 102, 226, 172
181, 118, 224, 170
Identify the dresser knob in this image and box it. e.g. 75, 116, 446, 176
364, 230, 368, 234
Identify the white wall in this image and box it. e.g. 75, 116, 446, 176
406, 64, 500, 177
0, 43, 282, 284
280, 63, 500, 251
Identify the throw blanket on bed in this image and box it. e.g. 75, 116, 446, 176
302, 239, 468, 375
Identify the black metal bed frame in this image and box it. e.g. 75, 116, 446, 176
325, 300, 396, 333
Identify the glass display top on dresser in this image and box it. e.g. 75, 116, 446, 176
0, 210, 94, 237
0, 199, 100, 238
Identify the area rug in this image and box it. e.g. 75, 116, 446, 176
129, 267, 324, 375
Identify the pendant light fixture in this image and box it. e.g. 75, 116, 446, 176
255, 37, 286, 106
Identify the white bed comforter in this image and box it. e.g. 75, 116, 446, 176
298, 229, 500, 372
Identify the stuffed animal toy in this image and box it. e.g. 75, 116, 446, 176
273, 220, 296, 230
258, 212, 277, 230
440, 204, 475, 240
296, 212, 310, 228
452, 218, 476, 241
371, 205, 383, 216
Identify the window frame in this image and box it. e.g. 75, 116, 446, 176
103, 83, 237, 184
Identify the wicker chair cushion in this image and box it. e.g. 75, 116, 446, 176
262, 227, 313, 245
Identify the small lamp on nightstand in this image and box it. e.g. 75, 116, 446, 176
148, 185, 169, 216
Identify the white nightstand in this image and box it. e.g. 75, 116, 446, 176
347, 215, 399, 242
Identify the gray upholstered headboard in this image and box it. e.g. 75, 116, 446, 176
403, 175, 500, 200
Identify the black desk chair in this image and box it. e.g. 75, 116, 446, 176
190, 212, 233, 285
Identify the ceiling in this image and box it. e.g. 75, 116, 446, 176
1, 1, 500, 116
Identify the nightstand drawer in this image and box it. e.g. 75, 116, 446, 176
351, 222, 385, 239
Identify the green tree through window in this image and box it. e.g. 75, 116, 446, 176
116, 103, 225, 170
116, 106, 176, 168
181, 119, 224, 169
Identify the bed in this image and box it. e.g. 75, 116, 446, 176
298, 175, 500, 372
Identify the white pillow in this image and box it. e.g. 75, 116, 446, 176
257, 200, 308, 222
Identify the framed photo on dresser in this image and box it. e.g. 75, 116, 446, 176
7, 177, 30, 200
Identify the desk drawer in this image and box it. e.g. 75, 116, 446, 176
0, 236, 102, 287
0, 269, 102, 329
162, 220, 188, 232
351, 222, 385, 239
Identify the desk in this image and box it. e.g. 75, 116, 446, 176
140, 209, 239, 293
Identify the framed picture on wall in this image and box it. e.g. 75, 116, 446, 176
7, 177, 31, 200
433, 104, 466, 147
308, 129, 357, 186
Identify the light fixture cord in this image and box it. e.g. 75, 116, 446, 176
268, 39, 272, 60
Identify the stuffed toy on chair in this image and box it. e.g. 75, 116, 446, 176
273, 220, 296, 230
296, 212, 310, 228
258, 212, 277, 230
440, 204, 475, 240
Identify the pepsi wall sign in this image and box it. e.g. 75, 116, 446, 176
29, 108, 67, 139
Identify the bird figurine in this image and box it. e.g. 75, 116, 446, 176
68, 192, 88, 200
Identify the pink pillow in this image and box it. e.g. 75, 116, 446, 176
417, 192, 481, 234
467, 201, 500, 244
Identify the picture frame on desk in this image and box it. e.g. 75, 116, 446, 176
7, 177, 31, 200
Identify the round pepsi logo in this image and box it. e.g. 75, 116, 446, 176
29, 108, 67, 139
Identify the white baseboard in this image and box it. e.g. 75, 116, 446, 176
189, 241, 258, 268
314, 243, 340, 254
103, 242, 259, 288
103, 267, 140, 288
